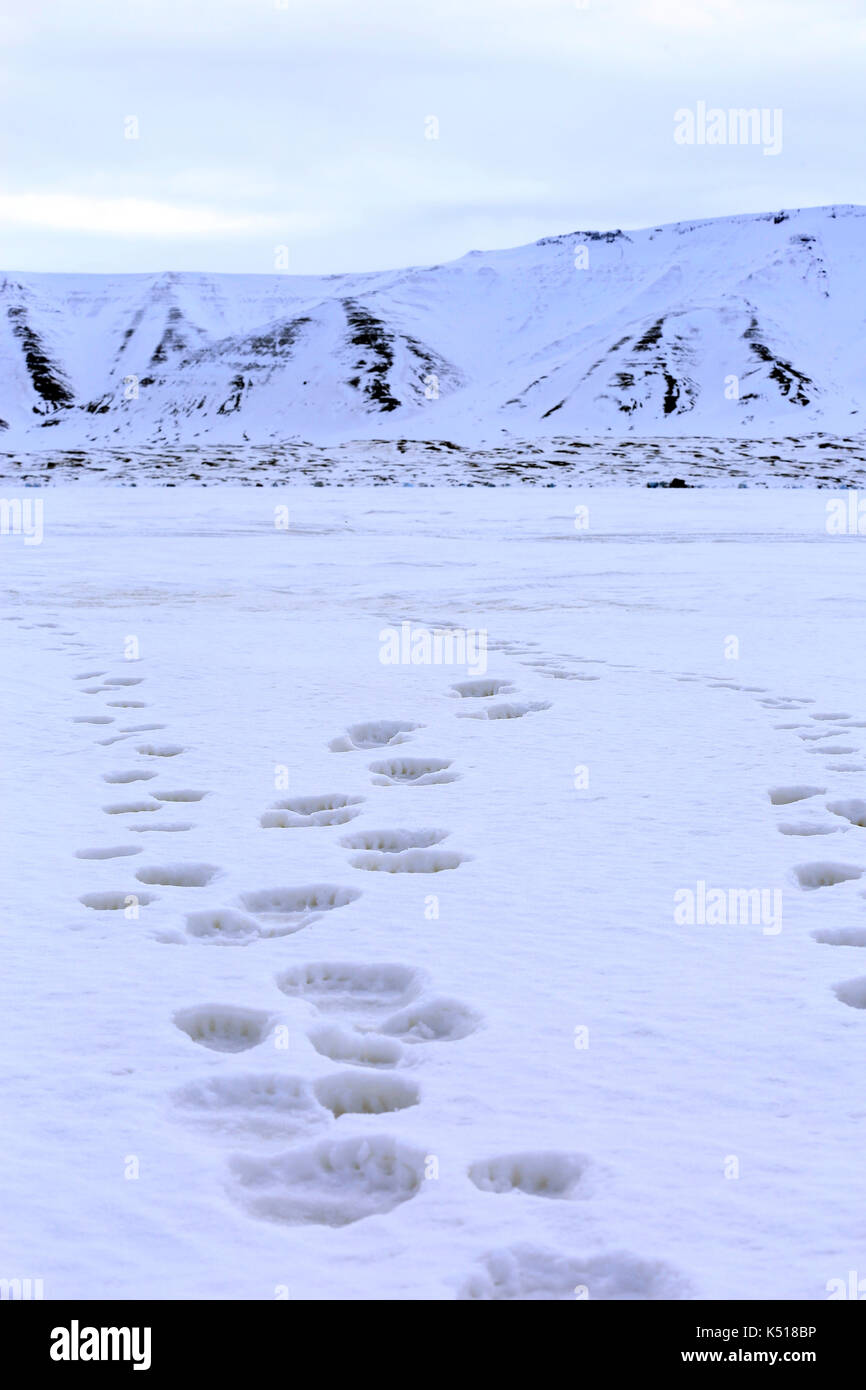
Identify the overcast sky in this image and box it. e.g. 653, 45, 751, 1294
2, 0, 865, 275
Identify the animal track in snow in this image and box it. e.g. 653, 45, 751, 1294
312, 1071, 419, 1118
184, 906, 320, 944
135, 743, 184, 758
260, 793, 363, 829
97, 735, 132, 747
71, 715, 113, 725
107, 700, 148, 709
104, 677, 145, 687
329, 720, 422, 752
813, 926, 866, 947
238, 884, 361, 927
102, 769, 158, 784
174, 1004, 273, 1052
74, 671, 105, 680
812, 712, 851, 721
494, 641, 536, 654
75, 845, 142, 860
381, 997, 482, 1043
468, 1152, 587, 1198
827, 800, 866, 827
79, 686, 111, 694
135, 862, 221, 888
768, 785, 825, 806
171, 1075, 329, 1140
457, 700, 551, 722
777, 821, 837, 837
792, 862, 864, 890
369, 756, 458, 786
450, 678, 515, 698
457, 1244, 688, 1301
152, 788, 208, 802
339, 828, 449, 852
120, 723, 165, 733
348, 848, 469, 874
226, 1134, 427, 1227
276, 961, 427, 1016
833, 978, 866, 1010
307, 1023, 405, 1068
103, 799, 161, 815
185, 908, 261, 942
79, 890, 157, 911
807, 745, 858, 757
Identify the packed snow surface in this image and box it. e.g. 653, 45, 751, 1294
2, 487, 866, 1299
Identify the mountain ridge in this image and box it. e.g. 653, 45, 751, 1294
3, 204, 865, 446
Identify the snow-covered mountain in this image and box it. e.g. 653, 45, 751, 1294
3, 205, 866, 447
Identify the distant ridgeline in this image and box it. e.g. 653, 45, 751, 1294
2, 205, 865, 448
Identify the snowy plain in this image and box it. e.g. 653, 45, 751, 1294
2, 486, 866, 1300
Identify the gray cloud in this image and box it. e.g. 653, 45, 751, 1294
2, 0, 865, 272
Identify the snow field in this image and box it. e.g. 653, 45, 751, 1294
2, 487, 866, 1299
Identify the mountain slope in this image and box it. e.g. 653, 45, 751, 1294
3, 205, 865, 446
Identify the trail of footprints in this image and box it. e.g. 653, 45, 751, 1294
0, 619, 207, 913
25, 611, 866, 1293
167, 681, 493, 1237
165, 655, 681, 1297
759, 705, 866, 1006
32, 608, 681, 1298
66, 653, 212, 908
765, 717, 866, 1005
674, 669, 866, 1021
